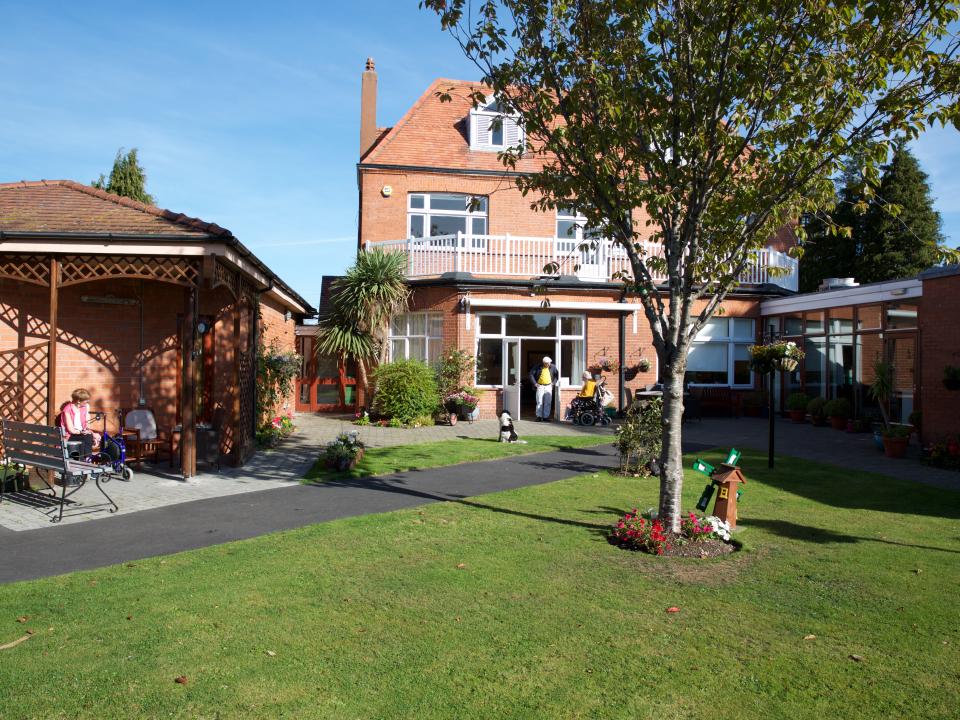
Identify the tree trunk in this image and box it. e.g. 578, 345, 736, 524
657, 359, 687, 533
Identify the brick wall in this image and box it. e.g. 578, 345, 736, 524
919, 272, 960, 442
258, 294, 298, 415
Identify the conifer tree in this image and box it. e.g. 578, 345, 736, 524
92, 148, 155, 204
858, 144, 944, 283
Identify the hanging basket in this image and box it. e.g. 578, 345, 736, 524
779, 357, 799, 372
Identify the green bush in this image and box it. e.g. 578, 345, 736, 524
786, 392, 810, 412
824, 398, 852, 419
806, 396, 827, 418
372, 360, 440, 423
615, 398, 662, 475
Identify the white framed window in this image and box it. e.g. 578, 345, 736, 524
556, 207, 606, 267
469, 97, 524, 152
408, 193, 488, 250
474, 312, 586, 388
389, 312, 443, 364
687, 318, 755, 387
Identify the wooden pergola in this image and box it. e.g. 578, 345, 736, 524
0, 252, 261, 477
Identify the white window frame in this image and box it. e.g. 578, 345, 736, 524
407, 192, 488, 251
469, 96, 525, 152
474, 312, 586, 389
388, 312, 443, 364
687, 318, 756, 388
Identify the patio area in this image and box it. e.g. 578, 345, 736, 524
0, 413, 616, 530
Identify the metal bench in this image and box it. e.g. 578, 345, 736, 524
0, 419, 118, 523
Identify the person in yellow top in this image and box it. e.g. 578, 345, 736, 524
528, 356, 559, 421
578, 371, 597, 399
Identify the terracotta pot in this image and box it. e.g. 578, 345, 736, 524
811, 415, 827, 427
830, 416, 847, 430
883, 435, 909, 459
789, 410, 806, 423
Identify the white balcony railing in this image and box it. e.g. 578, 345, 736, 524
367, 233, 798, 291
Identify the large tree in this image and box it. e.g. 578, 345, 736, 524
423, 0, 959, 531
858, 143, 945, 283
92, 147, 155, 204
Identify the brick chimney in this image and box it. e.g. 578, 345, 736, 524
360, 57, 378, 158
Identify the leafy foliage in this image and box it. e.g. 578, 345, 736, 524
614, 398, 662, 475
256, 339, 302, 428
787, 392, 810, 412
372, 360, 440, 423
91, 148, 155, 204
436, 348, 477, 399
824, 398, 852, 420
422, 0, 960, 530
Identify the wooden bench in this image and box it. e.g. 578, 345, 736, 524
0, 419, 118, 523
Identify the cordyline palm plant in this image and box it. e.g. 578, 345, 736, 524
315, 248, 410, 398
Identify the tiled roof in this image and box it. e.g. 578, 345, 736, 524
361, 79, 548, 173
0, 180, 234, 237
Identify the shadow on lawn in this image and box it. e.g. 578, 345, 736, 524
315, 473, 609, 534
704, 449, 960, 521
743, 518, 960, 555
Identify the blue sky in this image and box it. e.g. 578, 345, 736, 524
2, 1, 958, 308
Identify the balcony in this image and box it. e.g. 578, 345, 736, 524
367, 233, 798, 291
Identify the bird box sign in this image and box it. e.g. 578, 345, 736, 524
711, 463, 747, 529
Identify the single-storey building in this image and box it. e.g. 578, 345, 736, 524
0, 180, 313, 477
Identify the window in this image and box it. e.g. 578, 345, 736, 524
885, 300, 918, 330
389, 312, 443, 363
475, 313, 586, 387
556, 207, 604, 267
469, 96, 524, 152
408, 193, 488, 249
687, 318, 755, 386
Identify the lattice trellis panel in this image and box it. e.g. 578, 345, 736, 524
212, 260, 241, 299
59, 255, 201, 288
0, 342, 48, 458
0, 255, 51, 286
237, 348, 255, 464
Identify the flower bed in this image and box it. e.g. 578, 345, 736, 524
256, 412, 296, 448
609, 510, 735, 558
923, 435, 960, 471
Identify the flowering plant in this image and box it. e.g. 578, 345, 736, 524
353, 410, 371, 426
610, 508, 670, 555
324, 431, 365, 467
444, 390, 480, 412
922, 435, 960, 471
257, 412, 296, 448
589, 355, 620, 374
679, 512, 716, 542
749, 340, 805, 373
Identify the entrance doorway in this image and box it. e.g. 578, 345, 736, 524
500, 337, 560, 420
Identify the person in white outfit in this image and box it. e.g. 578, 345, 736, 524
528, 356, 559, 422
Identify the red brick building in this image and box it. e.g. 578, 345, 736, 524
300, 61, 958, 447
299, 61, 798, 420
0, 180, 312, 477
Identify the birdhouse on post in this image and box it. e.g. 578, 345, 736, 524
711, 463, 747, 528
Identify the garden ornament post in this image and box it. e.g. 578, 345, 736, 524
750, 340, 804, 469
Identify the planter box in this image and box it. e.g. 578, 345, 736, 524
883, 435, 909, 459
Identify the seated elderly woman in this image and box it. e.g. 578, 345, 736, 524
578, 371, 597, 399
60, 388, 100, 457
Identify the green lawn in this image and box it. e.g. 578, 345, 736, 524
304, 434, 610, 482
2, 449, 959, 719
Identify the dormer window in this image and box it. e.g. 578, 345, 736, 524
470, 96, 524, 152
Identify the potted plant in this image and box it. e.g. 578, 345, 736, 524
824, 398, 852, 430
323, 431, 365, 471
807, 396, 827, 426
786, 392, 809, 423
446, 389, 481, 421
882, 424, 911, 458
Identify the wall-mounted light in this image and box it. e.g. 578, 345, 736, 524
381, 185, 393, 198
285, 310, 293, 321
196, 320, 210, 335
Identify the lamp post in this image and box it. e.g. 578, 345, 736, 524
764, 330, 782, 470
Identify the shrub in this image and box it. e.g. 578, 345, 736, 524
923, 436, 960, 471
615, 398, 662, 475
323, 431, 364, 468
824, 398, 852, 419
372, 360, 440, 422
786, 392, 809, 412
436, 348, 476, 398
807, 396, 827, 418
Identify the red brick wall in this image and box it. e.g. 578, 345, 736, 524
258, 294, 298, 415
920, 272, 960, 443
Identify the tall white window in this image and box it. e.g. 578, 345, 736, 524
475, 313, 586, 388
687, 318, 755, 386
556, 207, 604, 267
389, 312, 443, 364
408, 193, 488, 249
469, 97, 524, 152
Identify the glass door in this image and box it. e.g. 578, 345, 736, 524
502, 338, 521, 419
